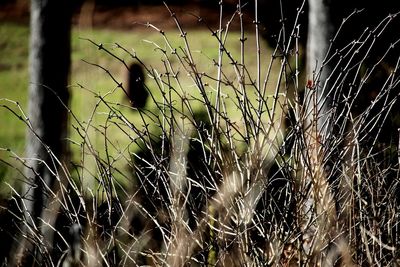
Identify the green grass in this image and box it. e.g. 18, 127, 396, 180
0, 23, 29, 152
0, 23, 30, 193
0, 21, 276, 194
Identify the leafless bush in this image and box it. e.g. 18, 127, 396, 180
2, 2, 400, 266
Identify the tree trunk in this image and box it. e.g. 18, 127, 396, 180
18, 0, 72, 263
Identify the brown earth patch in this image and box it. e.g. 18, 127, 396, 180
0, 1, 255, 31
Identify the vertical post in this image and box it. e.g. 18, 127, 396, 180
19, 0, 72, 263
306, 0, 332, 128
302, 0, 336, 255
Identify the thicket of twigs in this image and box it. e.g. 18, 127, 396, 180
3, 2, 400, 266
